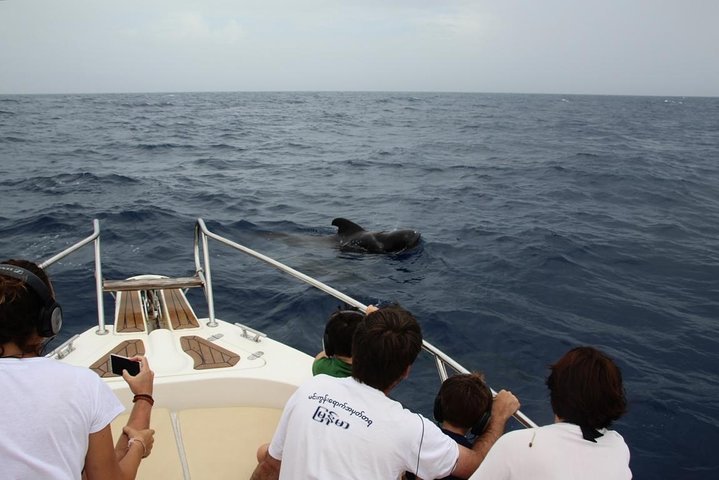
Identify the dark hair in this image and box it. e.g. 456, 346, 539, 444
0, 259, 53, 356
351, 305, 422, 391
547, 346, 627, 430
436, 373, 492, 430
324, 310, 364, 357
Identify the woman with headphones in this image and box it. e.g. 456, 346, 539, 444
0, 259, 155, 480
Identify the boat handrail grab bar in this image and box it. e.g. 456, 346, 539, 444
193, 218, 368, 327
39, 219, 108, 335
193, 218, 538, 429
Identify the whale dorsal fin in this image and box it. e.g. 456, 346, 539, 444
331, 218, 365, 236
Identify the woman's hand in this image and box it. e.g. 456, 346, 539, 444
123, 425, 155, 458
122, 355, 154, 396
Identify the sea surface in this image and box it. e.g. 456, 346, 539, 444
1, 91, 718, 479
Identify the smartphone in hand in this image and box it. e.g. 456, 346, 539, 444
110, 354, 141, 376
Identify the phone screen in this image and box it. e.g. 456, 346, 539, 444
110, 354, 141, 376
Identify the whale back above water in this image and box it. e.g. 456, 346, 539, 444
331, 218, 421, 254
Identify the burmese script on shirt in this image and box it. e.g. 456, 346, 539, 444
308, 392, 374, 429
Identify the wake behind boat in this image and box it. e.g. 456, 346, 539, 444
41, 219, 535, 479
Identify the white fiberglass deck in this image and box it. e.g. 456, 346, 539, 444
55, 312, 313, 479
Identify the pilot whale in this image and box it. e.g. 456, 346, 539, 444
331, 218, 421, 254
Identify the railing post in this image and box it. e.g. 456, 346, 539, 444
93, 220, 107, 335
197, 221, 217, 327
434, 355, 449, 382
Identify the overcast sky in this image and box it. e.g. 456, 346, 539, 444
1, 0, 717, 96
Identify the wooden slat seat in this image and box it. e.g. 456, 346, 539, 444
90, 340, 146, 377
115, 290, 146, 333
163, 288, 200, 329
180, 335, 240, 370
104, 276, 203, 292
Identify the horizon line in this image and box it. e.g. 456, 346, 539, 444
1, 89, 715, 99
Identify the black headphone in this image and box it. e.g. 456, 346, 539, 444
323, 309, 364, 357
0, 264, 63, 338
433, 383, 493, 436
323, 329, 335, 357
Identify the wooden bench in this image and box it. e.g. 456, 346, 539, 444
104, 276, 204, 292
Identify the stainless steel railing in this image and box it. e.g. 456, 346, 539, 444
193, 218, 538, 428
40, 219, 108, 335
38, 218, 535, 427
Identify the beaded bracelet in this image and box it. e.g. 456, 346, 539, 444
133, 393, 154, 406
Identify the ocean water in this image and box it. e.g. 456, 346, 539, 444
1, 91, 718, 479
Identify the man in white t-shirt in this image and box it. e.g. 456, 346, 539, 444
252, 305, 520, 479
470, 346, 632, 480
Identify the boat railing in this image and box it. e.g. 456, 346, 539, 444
193, 218, 538, 428
38, 218, 535, 427
40, 219, 109, 335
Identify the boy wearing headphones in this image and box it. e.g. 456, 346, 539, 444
434, 373, 494, 449
312, 306, 377, 377
434, 373, 494, 480
405, 373, 493, 480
